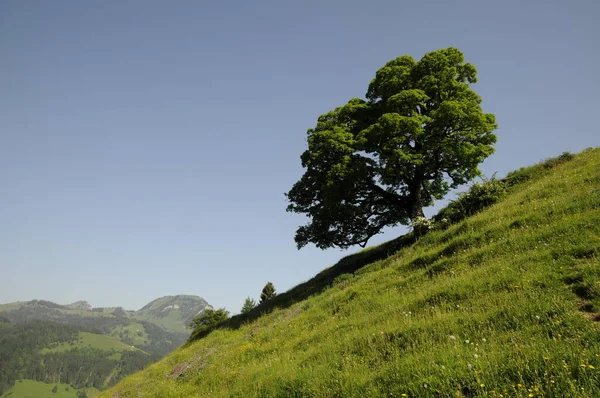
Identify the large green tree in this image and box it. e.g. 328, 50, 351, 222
286, 48, 497, 249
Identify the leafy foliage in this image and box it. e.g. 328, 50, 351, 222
260, 282, 277, 304
287, 47, 497, 249
434, 177, 507, 226
241, 297, 257, 314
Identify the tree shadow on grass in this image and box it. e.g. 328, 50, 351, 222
188, 232, 415, 342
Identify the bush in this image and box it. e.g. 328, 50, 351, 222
434, 177, 506, 226
411, 216, 436, 235
188, 308, 229, 335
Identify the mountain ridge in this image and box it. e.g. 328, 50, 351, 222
0, 294, 207, 316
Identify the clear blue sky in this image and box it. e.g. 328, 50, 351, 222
1, 0, 598, 314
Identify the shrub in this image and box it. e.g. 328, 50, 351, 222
411, 216, 436, 235
434, 177, 506, 226
188, 308, 229, 335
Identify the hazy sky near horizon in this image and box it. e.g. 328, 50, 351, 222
1, 0, 598, 314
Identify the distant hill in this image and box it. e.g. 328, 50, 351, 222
0, 295, 210, 397
134, 295, 211, 332
104, 149, 600, 397
64, 301, 92, 311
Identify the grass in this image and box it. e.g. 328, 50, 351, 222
0, 380, 101, 398
103, 148, 600, 397
42, 332, 145, 354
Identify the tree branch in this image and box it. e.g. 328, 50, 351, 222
365, 180, 410, 209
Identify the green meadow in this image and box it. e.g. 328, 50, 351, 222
42, 332, 144, 354
0, 380, 100, 398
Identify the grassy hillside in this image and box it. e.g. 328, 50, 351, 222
104, 148, 600, 397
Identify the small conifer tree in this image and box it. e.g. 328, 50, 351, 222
241, 297, 257, 313
260, 282, 276, 304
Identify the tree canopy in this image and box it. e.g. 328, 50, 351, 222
286, 47, 497, 249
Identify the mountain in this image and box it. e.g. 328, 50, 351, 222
134, 295, 211, 333
0, 295, 210, 397
104, 148, 600, 397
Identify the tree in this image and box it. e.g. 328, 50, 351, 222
187, 308, 229, 333
286, 47, 497, 249
52, 385, 58, 393
260, 282, 276, 304
241, 297, 257, 314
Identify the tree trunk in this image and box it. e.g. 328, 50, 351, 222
409, 179, 428, 238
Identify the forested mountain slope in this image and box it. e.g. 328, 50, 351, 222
0, 295, 210, 396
